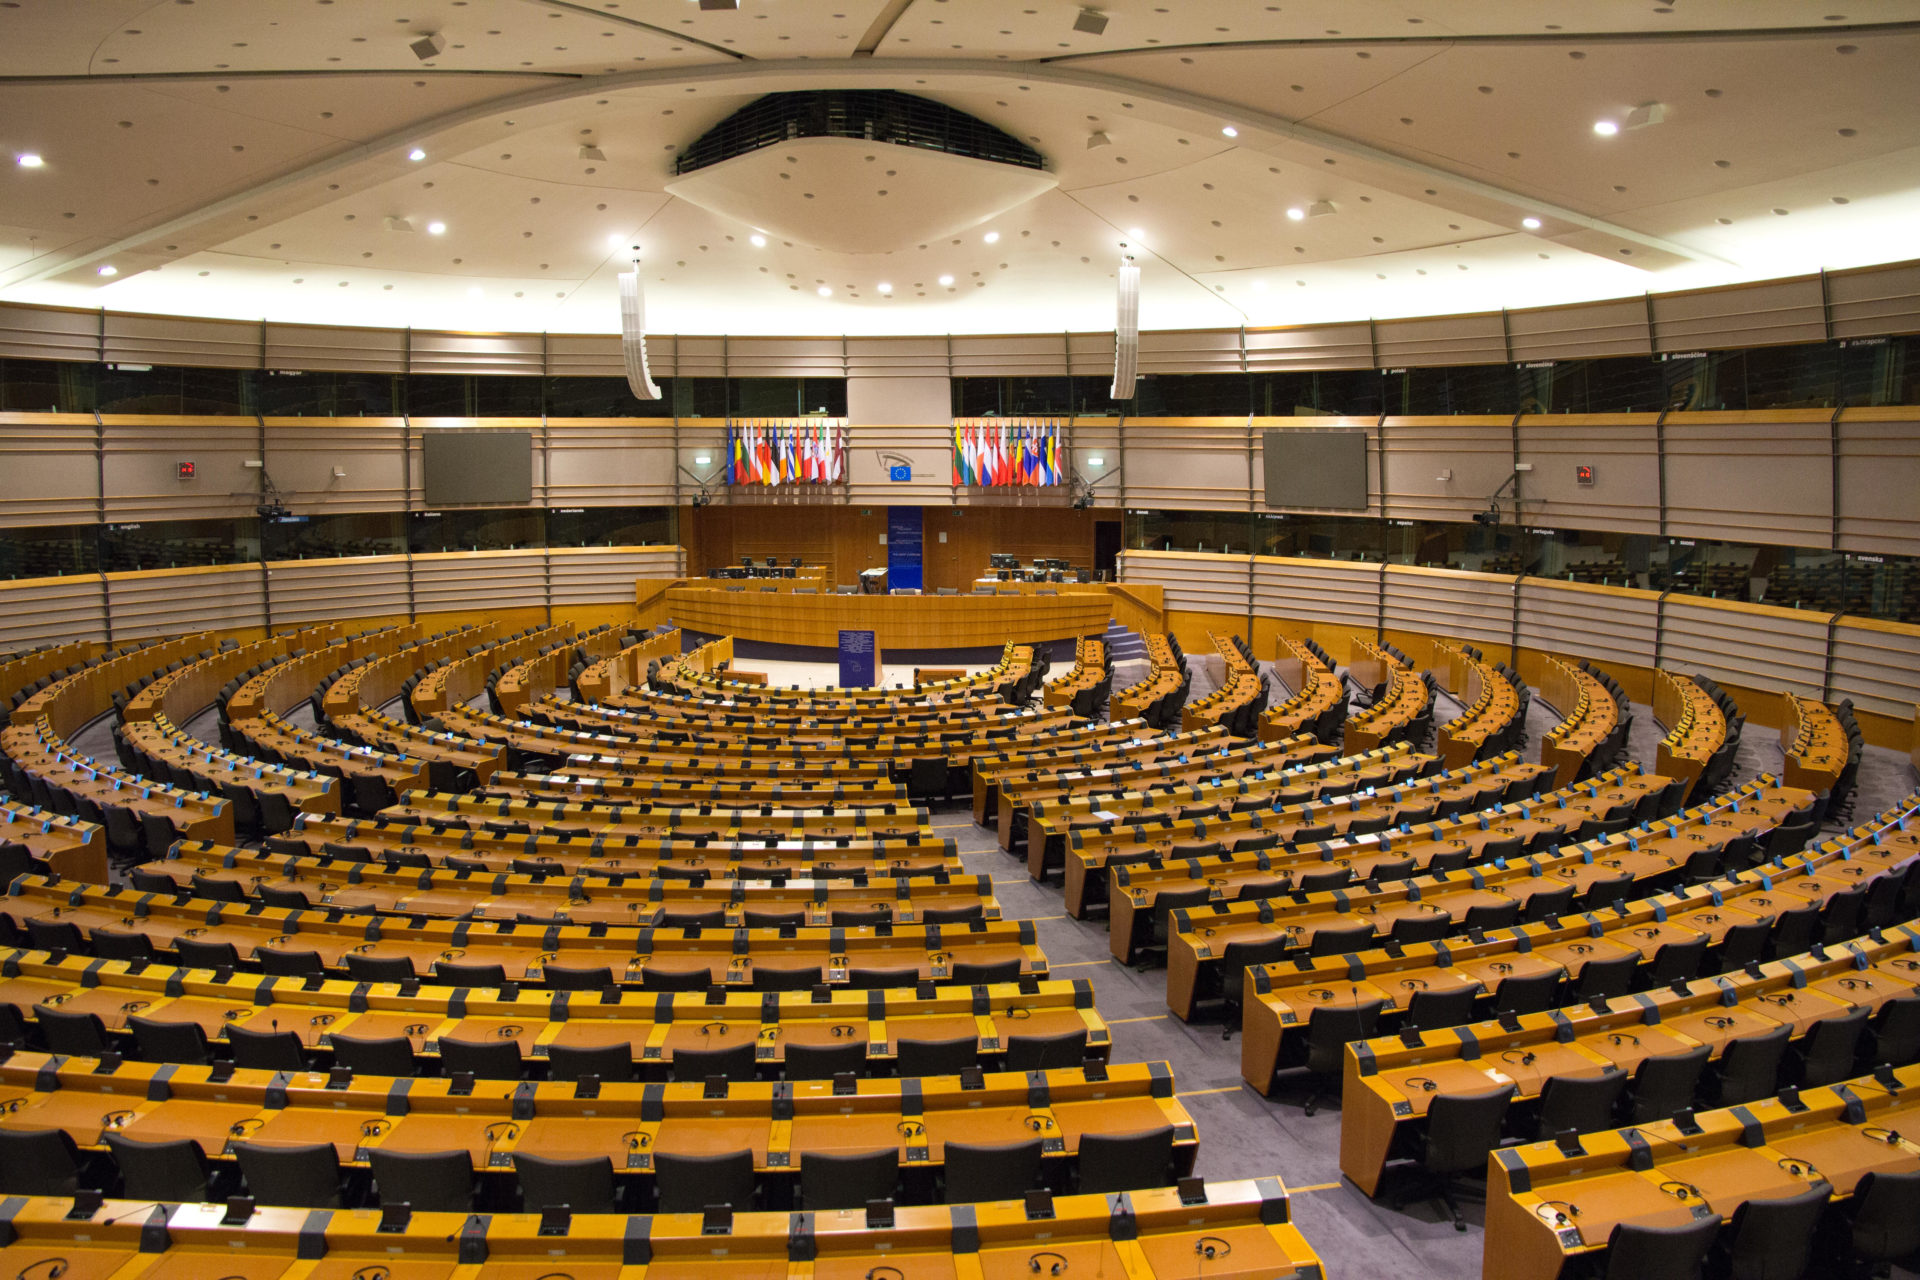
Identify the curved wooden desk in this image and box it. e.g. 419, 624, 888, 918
660, 587, 1111, 650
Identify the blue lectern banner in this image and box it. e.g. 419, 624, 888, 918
838, 629, 879, 687
886, 505, 923, 592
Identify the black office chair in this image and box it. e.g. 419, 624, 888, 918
1787, 1006, 1867, 1088
1388, 913, 1451, 946
1713, 921, 1772, 975
1622, 1045, 1710, 1125
1003, 1030, 1089, 1072
1297, 866, 1353, 895
330, 1034, 416, 1078
175, 938, 241, 970
921, 904, 986, 925
439, 1037, 525, 1080
345, 952, 416, 983
1531, 1070, 1628, 1141
1220, 936, 1293, 1038
517, 1153, 617, 1214
256, 886, 312, 911
654, 1149, 755, 1214
906, 758, 953, 805
1392, 1084, 1515, 1231
1462, 900, 1521, 932
1493, 971, 1561, 1016
671, 1041, 756, 1084
547, 1042, 636, 1084
1704, 1026, 1791, 1106
235, 1141, 344, 1208
189, 873, 246, 904
848, 966, 921, 989
0, 1128, 85, 1194
88, 928, 155, 962
658, 909, 726, 930
1868, 995, 1920, 1069
783, 1040, 868, 1080
952, 959, 1020, 985
106, 1133, 214, 1202
1580, 872, 1635, 914
752, 965, 822, 992
1573, 953, 1640, 1002
1835, 1169, 1920, 1277
1521, 884, 1577, 923
228, 1023, 308, 1071
435, 961, 510, 989
743, 910, 807, 930
799, 1149, 900, 1211
127, 1015, 212, 1066
640, 965, 715, 992
1711, 1182, 1830, 1280
1601, 1214, 1722, 1280
1767, 905, 1823, 960
35, 1003, 111, 1057
544, 965, 616, 992
1075, 1125, 1175, 1194
369, 1148, 473, 1213
943, 1138, 1044, 1203
896, 1036, 978, 1077
1402, 987, 1478, 1034
1308, 922, 1377, 959
1301, 999, 1385, 1116
257, 946, 325, 978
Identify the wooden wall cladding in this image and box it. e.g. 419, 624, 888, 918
411, 550, 547, 614
1661, 411, 1834, 548
0, 575, 108, 650
0, 413, 101, 529
1506, 297, 1653, 363
1379, 416, 1510, 524
1513, 578, 1659, 674
1383, 565, 1515, 655
263, 418, 411, 514
100, 416, 261, 524
1651, 276, 1828, 353
266, 556, 411, 628
1658, 597, 1828, 700
1828, 261, 1920, 340
550, 546, 684, 606
1249, 556, 1382, 633
1835, 409, 1920, 557
106, 564, 265, 640
1373, 312, 1508, 369
545, 421, 680, 507
1829, 618, 1920, 720
1118, 549, 1252, 618
1517, 415, 1661, 536
1124, 419, 1258, 513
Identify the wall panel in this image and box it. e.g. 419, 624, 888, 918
106, 564, 265, 639
1374, 312, 1507, 368
0, 575, 108, 650
101, 416, 261, 522
103, 313, 259, 370
1250, 556, 1380, 631
1828, 262, 1920, 339
550, 546, 684, 606
1661, 597, 1827, 699
1378, 416, 1510, 523
1828, 617, 1920, 720
1506, 297, 1652, 362
263, 418, 409, 513
0, 303, 99, 363
266, 556, 411, 628
411, 550, 547, 614
546, 333, 625, 378
847, 423, 953, 503
1662, 411, 1833, 546
0, 413, 100, 528
1517, 414, 1661, 535
1652, 276, 1826, 351
1835, 408, 1920, 557
545, 420, 679, 506
1138, 328, 1243, 376
948, 334, 1070, 378
1243, 322, 1374, 373
1118, 549, 1250, 618
1514, 578, 1659, 673
727, 337, 845, 378
1383, 565, 1514, 655
263, 323, 406, 374
1124, 420, 1254, 513
407, 331, 544, 377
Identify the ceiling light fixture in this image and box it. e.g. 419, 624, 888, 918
1073, 7, 1109, 35
1127, 227, 1145, 239
1623, 102, 1669, 130
408, 147, 427, 161
877, 282, 893, 293
468, 286, 483, 297
1086, 131, 1112, 150
607, 233, 625, 246
579, 144, 606, 161
1592, 120, 1619, 136
408, 31, 446, 61
983, 231, 1000, 244
1285, 207, 1306, 221
384, 216, 414, 232
938, 274, 955, 286
1522, 217, 1542, 229
699, 0, 740, 10
749, 234, 767, 247
817, 285, 832, 296
97, 265, 118, 277
427, 221, 447, 235
16, 153, 44, 168
1221, 126, 1238, 138
1306, 201, 1336, 218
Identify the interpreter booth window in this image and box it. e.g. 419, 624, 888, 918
1530, 530, 1650, 588
0, 523, 100, 580
1127, 374, 1253, 417
0, 358, 99, 414
727, 377, 849, 417
1381, 364, 1518, 416
546, 506, 674, 548
96, 364, 257, 416
406, 374, 544, 418
543, 377, 678, 418
257, 371, 403, 417
408, 508, 544, 554
261, 512, 406, 562
99, 516, 260, 572
1254, 514, 1402, 564
1125, 510, 1254, 555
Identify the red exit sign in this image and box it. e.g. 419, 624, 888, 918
1575, 464, 1594, 486
176, 461, 196, 480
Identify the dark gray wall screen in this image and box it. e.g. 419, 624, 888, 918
1263, 429, 1368, 510
422, 430, 533, 506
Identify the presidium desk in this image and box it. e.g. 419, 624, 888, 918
643, 583, 1115, 651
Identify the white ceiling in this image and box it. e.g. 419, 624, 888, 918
1, 0, 1916, 338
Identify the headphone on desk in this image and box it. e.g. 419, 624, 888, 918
1193, 1237, 1232, 1261
15, 1262, 67, 1280
865, 1268, 905, 1280
1028, 1253, 1068, 1275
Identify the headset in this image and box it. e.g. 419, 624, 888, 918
15, 1263, 68, 1280
1027, 1252, 1068, 1275
864, 1268, 905, 1280
1193, 1237, 1232, 1261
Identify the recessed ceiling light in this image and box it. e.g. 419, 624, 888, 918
427, 221, 447, 234
1285, 207, 1305, 221
468, 286, 483, 297
817, 285, 832, 296
1521, 217, 1542, 229
983, 231, 1000, 244
1592, 120, 1619, 136
97, 265, 117, 277
408, 147, 427, 160
938, 274, 955, 286
1221, 126, 1238, 138
1127, 227, 1145, 239
607, 233, 625, 246
749, 234, 767, 247
877, 282, 892, 293
16, 153, 44, 168
1252, 280, 1267, 291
